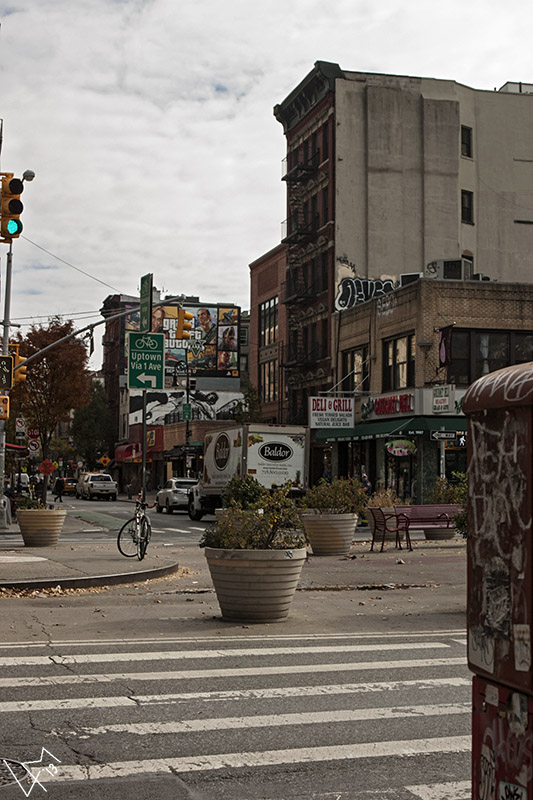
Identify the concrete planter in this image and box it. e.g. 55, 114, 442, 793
204, 546, 307, 623
424, 528, 456, 541
301, 512, 358, 556
17, 509, 67, 547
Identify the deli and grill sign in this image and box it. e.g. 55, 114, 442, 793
309, 397, 354, 429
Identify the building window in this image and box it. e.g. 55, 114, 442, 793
322, 188, 329, 226
461, 190, 474, 224
382, 335, 415, 392
259, 297, 278, 347
312, 131, 319, 164
260, 360, 277, 404
322, 121, 329, 162
239, 326, 249, 346
342, 345, 369, 393
321, 252, 328, 291
461, 126, 473, 158
448, 330, 533, 386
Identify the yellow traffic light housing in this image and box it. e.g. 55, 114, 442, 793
14, 353, 27, 383
0, 173, 24, 242
0, 395, 9, 420
176, 309, 194, 339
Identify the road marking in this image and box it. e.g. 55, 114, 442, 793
70, 703, 469, 737
406, 780, 470, 799
0, 641, 450, 667
190, 526, 205, 531
0, 677, 471, 712
0, 657, 466, 688
0, 556, 47, 563
38, 736, 472, 783
0, 630, 466, 648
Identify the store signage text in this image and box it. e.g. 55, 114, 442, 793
374, 394, 414, 416
309, 396, 354, 429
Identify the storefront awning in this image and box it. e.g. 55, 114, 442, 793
315, 416, 467, 443
114, 444, 140, 462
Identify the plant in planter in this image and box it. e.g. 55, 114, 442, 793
16, 495, 67, 547
300, 478, 366, 556
200, 486, 308, 623
220, 476, 268, 510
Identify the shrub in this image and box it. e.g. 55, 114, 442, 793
301, 478, 366, 515
15, 496, 46, 510
427, 472, 468, 537
200, 486, 307, 550
221, 476, 268, 509
366, 488, 409, 508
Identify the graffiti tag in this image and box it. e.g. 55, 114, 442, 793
335, 277, 395, 311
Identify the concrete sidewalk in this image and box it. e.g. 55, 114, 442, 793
0, 509, 466, 594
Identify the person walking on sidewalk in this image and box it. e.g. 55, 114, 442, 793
53, 476, 65, 503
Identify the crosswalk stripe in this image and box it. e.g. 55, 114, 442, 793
0, 657, 466, 688
39, 736, 472, 784
406, 780, 471, 799
70, 703, 470, 737
0, 676, 471, 712
0, 629, 466, 648
0, 641, 450, 667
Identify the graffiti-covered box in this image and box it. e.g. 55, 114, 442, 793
473, 674, 531, 798
463, 364, 533, 693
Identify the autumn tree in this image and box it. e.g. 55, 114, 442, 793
12, 319, 91, 492
71, 379, 114, 470
234, 383, 263, 423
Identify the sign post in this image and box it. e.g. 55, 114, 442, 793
139, 273, 153, 334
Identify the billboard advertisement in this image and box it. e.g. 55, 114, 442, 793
125, 303, 240, 387
129, 389, 243, 426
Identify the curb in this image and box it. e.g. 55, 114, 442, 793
0, 560, 183, 591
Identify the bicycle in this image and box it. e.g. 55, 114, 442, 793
117, 496, 154, 560
135, 335, 158, 350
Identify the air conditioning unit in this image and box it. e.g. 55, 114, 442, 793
400, 273, 423, 287
425, 258, 473, 281
472, 273, 491, 282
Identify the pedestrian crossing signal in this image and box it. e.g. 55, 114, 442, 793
0, 174, 24, 241
176, 309, 194, 340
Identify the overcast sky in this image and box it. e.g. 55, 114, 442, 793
0, 0, 531, 368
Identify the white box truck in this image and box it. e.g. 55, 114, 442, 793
188, 424, 309, 520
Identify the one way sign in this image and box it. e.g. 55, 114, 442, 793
431, 430, 456, 441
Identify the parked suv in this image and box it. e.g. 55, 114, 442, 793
156, 478, 197, 513
78, 473, 117, 501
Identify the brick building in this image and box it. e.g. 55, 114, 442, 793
318, 278, 533, 501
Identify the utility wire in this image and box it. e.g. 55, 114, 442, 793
21, 235, 123, 293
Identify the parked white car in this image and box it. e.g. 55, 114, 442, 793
77, 473, 118, 501
156, 478, 197, 514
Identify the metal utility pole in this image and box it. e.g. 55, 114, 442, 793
0, 241, 13, 526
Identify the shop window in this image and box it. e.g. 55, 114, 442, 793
259, 297, 278, 347
382, 335, 415, 391
342, 345, 369, 393
447, 329, 533, 386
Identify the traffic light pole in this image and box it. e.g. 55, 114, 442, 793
0, 242, 13, 527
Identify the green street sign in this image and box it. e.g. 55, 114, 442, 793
182, 403, 191, 420
128, 332, 165, 390
139, 273, 153, 333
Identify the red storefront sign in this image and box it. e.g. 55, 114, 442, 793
374, 393, 414, 415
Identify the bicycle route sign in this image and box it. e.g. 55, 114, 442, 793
127, 332, 165, 391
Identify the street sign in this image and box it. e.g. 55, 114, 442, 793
127, 332, 165, 390
0, 355, 13, 389
28, 440, 40, 455
430, 430, 456, 441
27, 428, 39, 440
182, 403, 191, 420
139, 273, 153, 333
99, 454, 111, 466
15, 416, 25, 433
38, 459, 54, 475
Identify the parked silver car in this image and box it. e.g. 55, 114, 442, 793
77, 473, 118, 501
156, 478, 197, 513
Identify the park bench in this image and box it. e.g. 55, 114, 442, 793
369, 507, 412, 553
394, 504, 461, 540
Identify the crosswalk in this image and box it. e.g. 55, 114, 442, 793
0, 630, 471, 799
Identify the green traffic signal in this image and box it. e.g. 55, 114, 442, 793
0, 174, 24, 241
6, 219, 22, 235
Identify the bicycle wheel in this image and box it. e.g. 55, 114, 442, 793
117, 517, 138, 557
138, 517, 151, 560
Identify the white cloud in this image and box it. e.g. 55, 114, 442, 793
1, 0, 532, 365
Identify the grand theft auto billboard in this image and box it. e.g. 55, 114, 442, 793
125, 303, 240, 387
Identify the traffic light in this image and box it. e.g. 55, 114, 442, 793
0, 396, 9, 420
14, 353, 27, 383
176, 309, 194, 339
0, 174, 24, 241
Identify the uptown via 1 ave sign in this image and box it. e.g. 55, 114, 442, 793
127, 332, 165, 390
